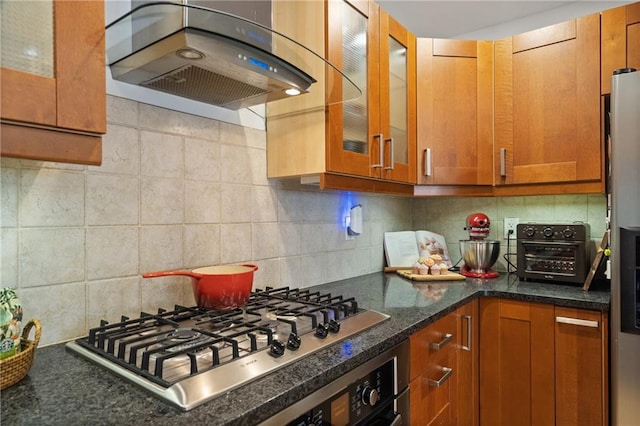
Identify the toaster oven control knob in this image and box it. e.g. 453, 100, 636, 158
287, 332, 301, 350
562, 227, 575, 239
524, 226, 536, 237
361, 386, 379, 406
543, 227, 555, 238
315, 324, 329, 339
269, 339, 286, 357
328, 319, 340, 333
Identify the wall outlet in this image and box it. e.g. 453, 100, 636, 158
504, 217, 520, 239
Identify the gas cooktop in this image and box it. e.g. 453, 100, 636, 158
66, 286, 388, 411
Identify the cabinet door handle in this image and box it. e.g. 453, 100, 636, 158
372, 134, 384, 168
384, 137, 394, 170
462, 315, 472, 351
429, 333, 453, 351
428, 366, 453, 388
500, 148, 507, 177
556, 316, 599, 328
424, 148, 432, 176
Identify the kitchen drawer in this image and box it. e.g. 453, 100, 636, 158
409, 344, 458, 425
410, 313, 457, 380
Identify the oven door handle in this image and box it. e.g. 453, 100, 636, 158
389, 412, 403, 426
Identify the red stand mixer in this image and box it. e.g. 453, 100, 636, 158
459, 213, 500, 278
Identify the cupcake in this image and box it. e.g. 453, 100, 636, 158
438, 262, 449, 274
431, 264, 441, 275
412, 262, 421, 275
418, 263, 429, 275
422, 257, 435, 267
430, 254, 443, 264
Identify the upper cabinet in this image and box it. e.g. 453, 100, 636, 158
0, 0, 106, 165
493, 14, 603, 194
267, 0, 416, 194
602, 2, 640, 94
415, 38, 493, 193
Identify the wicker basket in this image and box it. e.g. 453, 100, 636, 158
0, 319, 41, 390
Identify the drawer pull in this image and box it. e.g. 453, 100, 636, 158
430, 333, 453, 351
429, 367, 453, 388
556, 316, 599, 328
385, 138, 395, 170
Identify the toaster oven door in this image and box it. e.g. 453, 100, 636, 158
517, 241, 587, 283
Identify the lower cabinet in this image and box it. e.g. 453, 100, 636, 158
409, 300, 478, 425
479, 298, 608, 426
409, 298, 607, 426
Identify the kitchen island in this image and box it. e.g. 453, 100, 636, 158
1, 272, 609, 425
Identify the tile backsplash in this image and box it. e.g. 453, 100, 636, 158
0, 96, 606, 346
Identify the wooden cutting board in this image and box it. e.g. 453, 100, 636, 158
396, 269, 466, 282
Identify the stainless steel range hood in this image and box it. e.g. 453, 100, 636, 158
106, 1, 360, 110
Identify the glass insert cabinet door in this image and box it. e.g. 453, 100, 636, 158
0, 0, 105, 135
326, 0, 415, 183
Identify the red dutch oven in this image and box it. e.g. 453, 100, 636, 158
142, 264, 258, 311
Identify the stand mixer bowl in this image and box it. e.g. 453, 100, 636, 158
459, 240, 500, 273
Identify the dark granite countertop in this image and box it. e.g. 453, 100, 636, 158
1, 272, 609, 426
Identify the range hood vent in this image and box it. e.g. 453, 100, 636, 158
106, 1, 360, 110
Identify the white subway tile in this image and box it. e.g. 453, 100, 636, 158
220, 144, 252, 184
87, 277, 140, 327
184, 180, 220, 224
252, 222, 279, 260
252, 185, 278, 223
220, 223, 252, 264
185, 137, 220, 182
221, 184, 252, 223
183, 224, 220, 268
139, 225, 183, 272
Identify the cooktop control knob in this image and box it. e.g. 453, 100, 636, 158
562, 227, 575, 239
524, 226, 536, 238
287, 332, 301, 350
361, 386, 379, 406
315, 324, 329, 339
328, 319, 340, 333
269, 339, 286, 357
543, 227, 555, 238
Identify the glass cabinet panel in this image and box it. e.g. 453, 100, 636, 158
341, 1, 368, 155
389, 36, 408, 164
1, 1, 54, 77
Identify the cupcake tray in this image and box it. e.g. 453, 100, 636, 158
396, 269, 466, 282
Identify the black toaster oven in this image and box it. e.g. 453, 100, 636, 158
516, 223, 590, 284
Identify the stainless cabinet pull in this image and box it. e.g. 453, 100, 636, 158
556, 316, 599, 328
500, 148, 507, 177
384, 138, 394, 170
462, 315, 472, 351
372, 134, 384, 168
424, 148, 432, 176
429, 333, 452, 351
428, 366, 453, 388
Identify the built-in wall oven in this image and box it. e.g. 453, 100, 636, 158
261, 340, 410, 426
516, 223, 590, 284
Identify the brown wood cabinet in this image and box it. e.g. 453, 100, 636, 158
409, 300, 478, 425
493, 14, 602, 194
456, 300, 478, 426
555, 306, 609, 426
480, 298, 608, 426
415, 39, 493, 189
267, 0, 415, 195
602, 2, 640, 94
0, 0, 105, 165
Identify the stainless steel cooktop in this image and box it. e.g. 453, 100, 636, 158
66, 286, 388, 411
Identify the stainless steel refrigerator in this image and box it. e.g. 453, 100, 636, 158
610, 68, 640, 425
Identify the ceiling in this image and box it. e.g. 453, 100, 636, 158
375, 1, 633, 39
